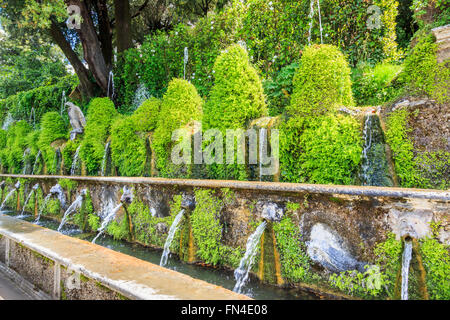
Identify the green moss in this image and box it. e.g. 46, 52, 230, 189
152, 79, 203, 177
61, 139, 80, 174
0, 121, 32, 173
37, 112, 67, 174
46, 198, 61, 216
80, 98, 118, 175
131, 97, 161, 132
110, 116, 147, 176
273, 215, 311, 283
419, 237, 450, 300
400, 33, 449, 103
287, 44, 354, 118
87, 214, 100, 232
189, 189, 242, 267
385, 108, 449, 189
280, 113, 362, 184
58, 179, 77, 195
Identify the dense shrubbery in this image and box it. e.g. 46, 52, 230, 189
352, 62, 403, 106
131, 97, 161, 132
0, 75, 78, 128
263, 62, 299, 116
37, 112, 67, 174
152, 79, 203, 177
0, 121, 32, 173
203, 44, 267, 180
400, 33, 449, 103
110, 116, 147, 177
287, 45, 354, 117
79, 98, 118, 175
280, 45, 360, 184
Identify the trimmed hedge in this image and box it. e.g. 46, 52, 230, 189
80, 98, 118, 175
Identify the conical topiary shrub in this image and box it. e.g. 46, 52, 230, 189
203, 44, 268, 180
287, 44, 354, 118
152, 79, 203, 177
80, 98, 118, 175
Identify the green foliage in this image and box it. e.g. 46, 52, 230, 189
80, 98, 118, 175
106, 219, 130, 241
287, 45, 354, 118
352, 62, 403, 106
373, 233, 403, 298
110, 116, 147, 177
37, 112, 67, 174
273, 215, 311, 283
298, 114, 362, 185
329, 265, 389, 298
263, 62, 299, 116
152, 79, 203, 177
87, 214, 100, 232
0, 121, 32, 173
400, 33, 449, 103
131, 98, 161, 132
190, 189, 242, 267
128, 196, 179, 248
374, 0, 404, 62
58, 179, 77, 195
385, 108, 448, 189
204, 44, 267, 132
0, 76, 78, 127
203, 44, 267, 180
280, 114, 362, 184
61, 139, 80, 174
419, 237, 450, 300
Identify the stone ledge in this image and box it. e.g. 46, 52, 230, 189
1, 174, 449, 201
0, 214, 250, 300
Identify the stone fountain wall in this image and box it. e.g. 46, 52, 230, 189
2, 175, 448, 284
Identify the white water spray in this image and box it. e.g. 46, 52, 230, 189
100, 141, 111, 177
18, 184, 39, 218
308, 0, 323, 45
92, 203, 123, 244
70, 145, 81, 176
31, 150, 42, 175
401, 240, 413, 300
233, 221, 267, 294
57, 189, 87, 232
107, 71, 115, 99
160, 209, 185, 267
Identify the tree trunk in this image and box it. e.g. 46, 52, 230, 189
93, 0, 113, 68
68, 0, 110, 94
114, 0, 133, 53
48, 21, 96, 99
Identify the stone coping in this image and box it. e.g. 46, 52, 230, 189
0, 214, 250, 300
1, 174, 449, 201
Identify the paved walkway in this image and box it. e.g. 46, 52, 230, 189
0, 272, 30, 300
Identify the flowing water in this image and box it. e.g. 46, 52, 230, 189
184, 47, 189, 80
160, 209, 185, 267
0, 189, 17, 211
60, 91, 67, 117
2, 211, 318, 300
100, 141, 111, 177
2, 113, 14, 131
401, 240, 413, 300
35, 184, 66, 223
31, 150, 42, 175
18, 184, 39, 218
70, 145, 82, 176
259, 128, 267, 182
308, 0, 323, 45
107, 71, 114, 99
92, 203, 123, 244
359, 111, 393, 187
57, 190, 86, 232
132, 83, 151, 110
233, 221, 267, 294
35, 194, 52, 224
